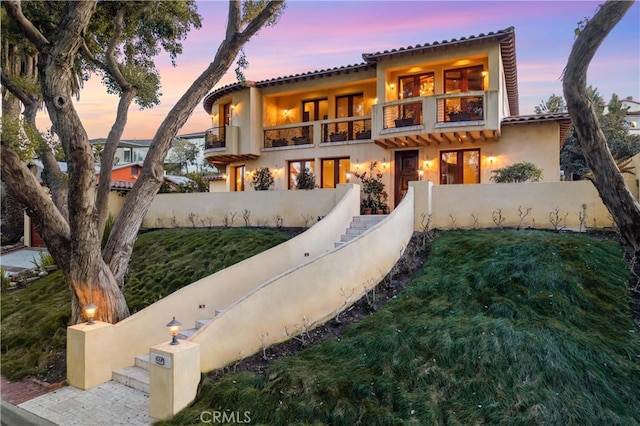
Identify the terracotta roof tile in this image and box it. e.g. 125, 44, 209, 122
203, 27, 519, 115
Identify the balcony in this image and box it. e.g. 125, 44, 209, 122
263, 118, 372, 149
204, 126, 225, 149
375, 90, 500, 149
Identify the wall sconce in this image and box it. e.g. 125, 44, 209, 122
283, 109, 289, 117
355, 159, 360, 172
84, 303, 97, 325
389, 83, 395, 91
166, 317, 182, 345
488, 156, 495, 167
418, 169, 424, 181
423, 160, 432, 170
381, 158, 388, 169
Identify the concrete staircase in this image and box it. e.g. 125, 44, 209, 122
112, 215, 387, 394
112, 316, 217, 394
112, 354, 151, 394
334, 215, 387, 248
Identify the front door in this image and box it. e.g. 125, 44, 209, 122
394, 150, 419, 207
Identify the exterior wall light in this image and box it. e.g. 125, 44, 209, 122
283, 109, 289, 117
84, 303, 97, 325
167, 317, 182, 345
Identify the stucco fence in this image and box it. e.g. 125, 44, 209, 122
412, 178, 639, 232
140, 186, 346, 229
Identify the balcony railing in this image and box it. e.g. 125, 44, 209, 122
382, 100, 423, 129
204, 126, 226, 149
264, 124, 313, 148
438, 95, 484, 123
322, 118, 371, 143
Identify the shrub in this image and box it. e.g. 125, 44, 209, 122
490, 161, 543, 183
296, 167, 316, 190
251, 167, 275, 190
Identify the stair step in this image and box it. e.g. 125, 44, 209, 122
177, 328, 197, 340
135, 354, 150, 370
196, 318, 213, 329
112, 366, 149, 394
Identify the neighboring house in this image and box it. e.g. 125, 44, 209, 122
89, 137, 189, 168
621, 96, 640, 136
200, 26, 571, 208
95, 162, 193, 192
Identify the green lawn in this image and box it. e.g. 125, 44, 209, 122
160, 230, 640, 425
0, 227, 296, 381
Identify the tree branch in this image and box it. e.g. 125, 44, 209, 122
2, 0, 49, 51
103, 0, 285, 283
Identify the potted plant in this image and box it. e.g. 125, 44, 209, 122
296, 167, 316, 190
329, 131, 347, 142
376, 191, 389, 214
447, 106, 471, 122
361, 197, 375, 215
356, 129, 371, 140
354, 161, 386, 215
394, 117, 414, 127
251, 167, 274, 190
292, 135, 309, 145
271, 138, 287, 147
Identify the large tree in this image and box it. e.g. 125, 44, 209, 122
1, 0, 285, 323
562, 1, 640, 274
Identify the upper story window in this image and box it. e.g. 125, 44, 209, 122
336, 93, 364, 118
399, 73, 434, 99
444, 65, 484, 93
303, 98, 328, 122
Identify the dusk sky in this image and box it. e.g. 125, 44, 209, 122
41, 0, 640, 140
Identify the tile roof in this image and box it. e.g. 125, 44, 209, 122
203, 27, 519, 115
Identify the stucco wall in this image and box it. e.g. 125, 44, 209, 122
142, 186, 348, 229
192, 186, 415, 373
412, 179, 626, 231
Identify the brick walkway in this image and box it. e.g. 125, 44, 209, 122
1, 376, 49, 405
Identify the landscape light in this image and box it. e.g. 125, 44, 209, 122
166, 317, 182, 345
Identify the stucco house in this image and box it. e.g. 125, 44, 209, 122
200, 26, 571, 207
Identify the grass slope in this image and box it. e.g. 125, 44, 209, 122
0, 227, 295, 381
163, 230, 640, 425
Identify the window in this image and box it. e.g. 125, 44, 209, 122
399, 73, 435, 99
444, 65, 484, 93
235, 165, 245, 191
288, 160, 315, 189
335, 93, 364, 118
333, 94, 364, 140
321, 158, 350, 188
440, 149, 480, 184
302, 99, 328, 122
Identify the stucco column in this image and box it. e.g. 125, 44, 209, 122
67, 321, 114, 390
148, 340, 201, 420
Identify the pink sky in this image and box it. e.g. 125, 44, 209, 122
37, 1, 640, 140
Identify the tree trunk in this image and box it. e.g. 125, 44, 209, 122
2, 0, 284, 324
563, 1, 640, 324
562, 0, 640, 255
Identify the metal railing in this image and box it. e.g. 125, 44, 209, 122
264, 124, 313, 148
437, 95, 484, 123
204, 126, 226, 149
382, 100, 423, 129
322, 118, 371, 143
